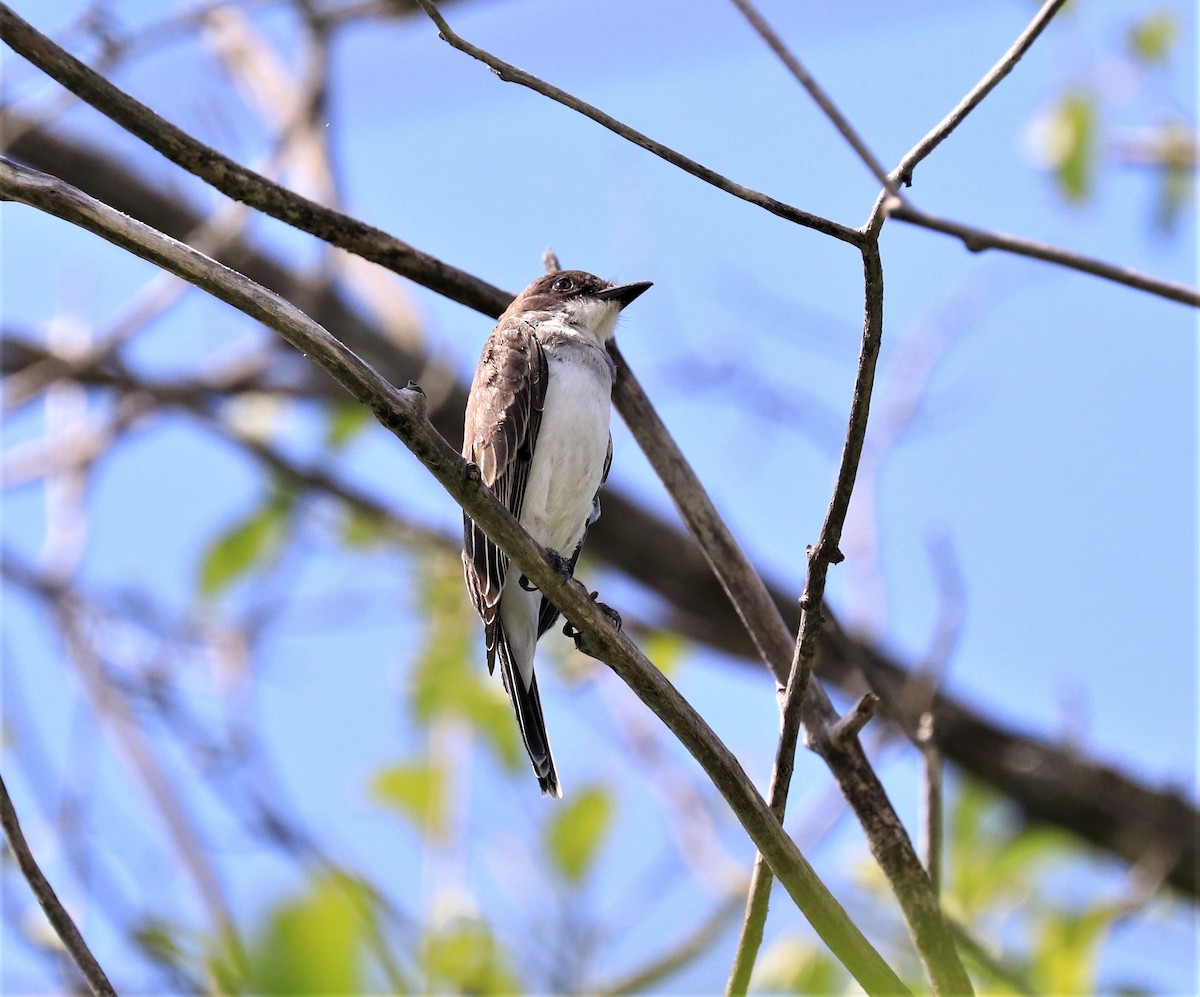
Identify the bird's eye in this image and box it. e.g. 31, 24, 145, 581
552, 276, 574, 293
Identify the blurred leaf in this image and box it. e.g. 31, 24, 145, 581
132, 918, 186, 971
423, 918, 520, 995
197, 492, 292, 597
1030, 903, 1120, 994
409, 554, 521, 770
948, 781, 1071, 917
1126, 10, 1178, 65
753, 936, 847, 994
237, 872, 368, 995
341, 505, 387, 549
545, 783, 613, 883
1153, 122, 1196, 233
371, 758, 447, 838
325, 401, 371, 450
1049, 91, 1097, 201
640, 630, 689, 677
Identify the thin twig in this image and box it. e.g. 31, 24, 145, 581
829, 693, 881, 749
893, 0, 1070, 188
599, 893, 746, 996
0, 155, 907, 995
949, 918, 1037, 996
0, 772, 119, 997
727, 0, 898, 195
607, 347, 798, 685
412, 0, 862, 246
919, 714, 944, 898
889, 201, 1200, 307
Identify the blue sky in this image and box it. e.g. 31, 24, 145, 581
2, 0, 1197, 992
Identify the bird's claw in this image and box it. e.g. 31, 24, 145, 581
597, 601, 622, 632
522, 551, 573, 594
564, 590, 621, 654
547, 548, 573, 582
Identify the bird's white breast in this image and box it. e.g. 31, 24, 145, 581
519, 346, 613, 557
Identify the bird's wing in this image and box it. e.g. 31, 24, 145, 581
461, 319, 548, 673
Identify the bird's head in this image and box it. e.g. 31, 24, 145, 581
503, 270, 652, 343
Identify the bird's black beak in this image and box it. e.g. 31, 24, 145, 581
596, 280, 653, 308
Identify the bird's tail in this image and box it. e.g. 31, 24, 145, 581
496, 624, 561, 798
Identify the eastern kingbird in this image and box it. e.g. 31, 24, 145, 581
461, 270, 652, 797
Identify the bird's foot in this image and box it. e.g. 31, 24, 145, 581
564, 590, 622, 655
592, 591, 622, 632
518, 550, 573, 593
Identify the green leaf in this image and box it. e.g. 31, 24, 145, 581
371, 759, 447, 838
948, 781, 1070, 917
423, 918, 520, 995
544, 783, 613, 883
340, 505, 386, 549
197, 493, 291, 597
1126, 10, 1178, 65
325, 401, 371, 451
408, 554, 521, 770
238, 873, 368, 995
132, 918, 187, 971
1051, 91, 1097, 202
1153, 122, 1196, 233
753, 937, 847, 995
640, 631, 689, 677
1031, 903, 1121, 995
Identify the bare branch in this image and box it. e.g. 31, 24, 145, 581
0, 772, 118, 997
889, 200, 1200, 307
829, 693, 881, 749
607, 347, 796, 686
411, 0, 863, 246
727, 0, 898, 195
599, 894, 746, 996
893, 0, 1070, 188
730, 242, 970, 995
0, 155, 907, 994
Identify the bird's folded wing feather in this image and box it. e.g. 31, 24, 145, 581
461, 320, 548, 670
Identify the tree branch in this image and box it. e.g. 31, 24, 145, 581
892, 0, 1070, 188
411, 0, 863, 246
888, 201, 1200, 307
727, 0, 898, 195
0, 772, 119, 997
0, 154, 908, 995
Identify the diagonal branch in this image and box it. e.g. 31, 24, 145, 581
0, 154, 909, 995
0, 3, 509, 319
888, 201, 1200, 307
892, 0, 1070, 188
412, 0, 863, 246
727, 0, 898, 195
0, 772, 119, 997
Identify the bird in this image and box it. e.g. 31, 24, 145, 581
461, 269, 652, 797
